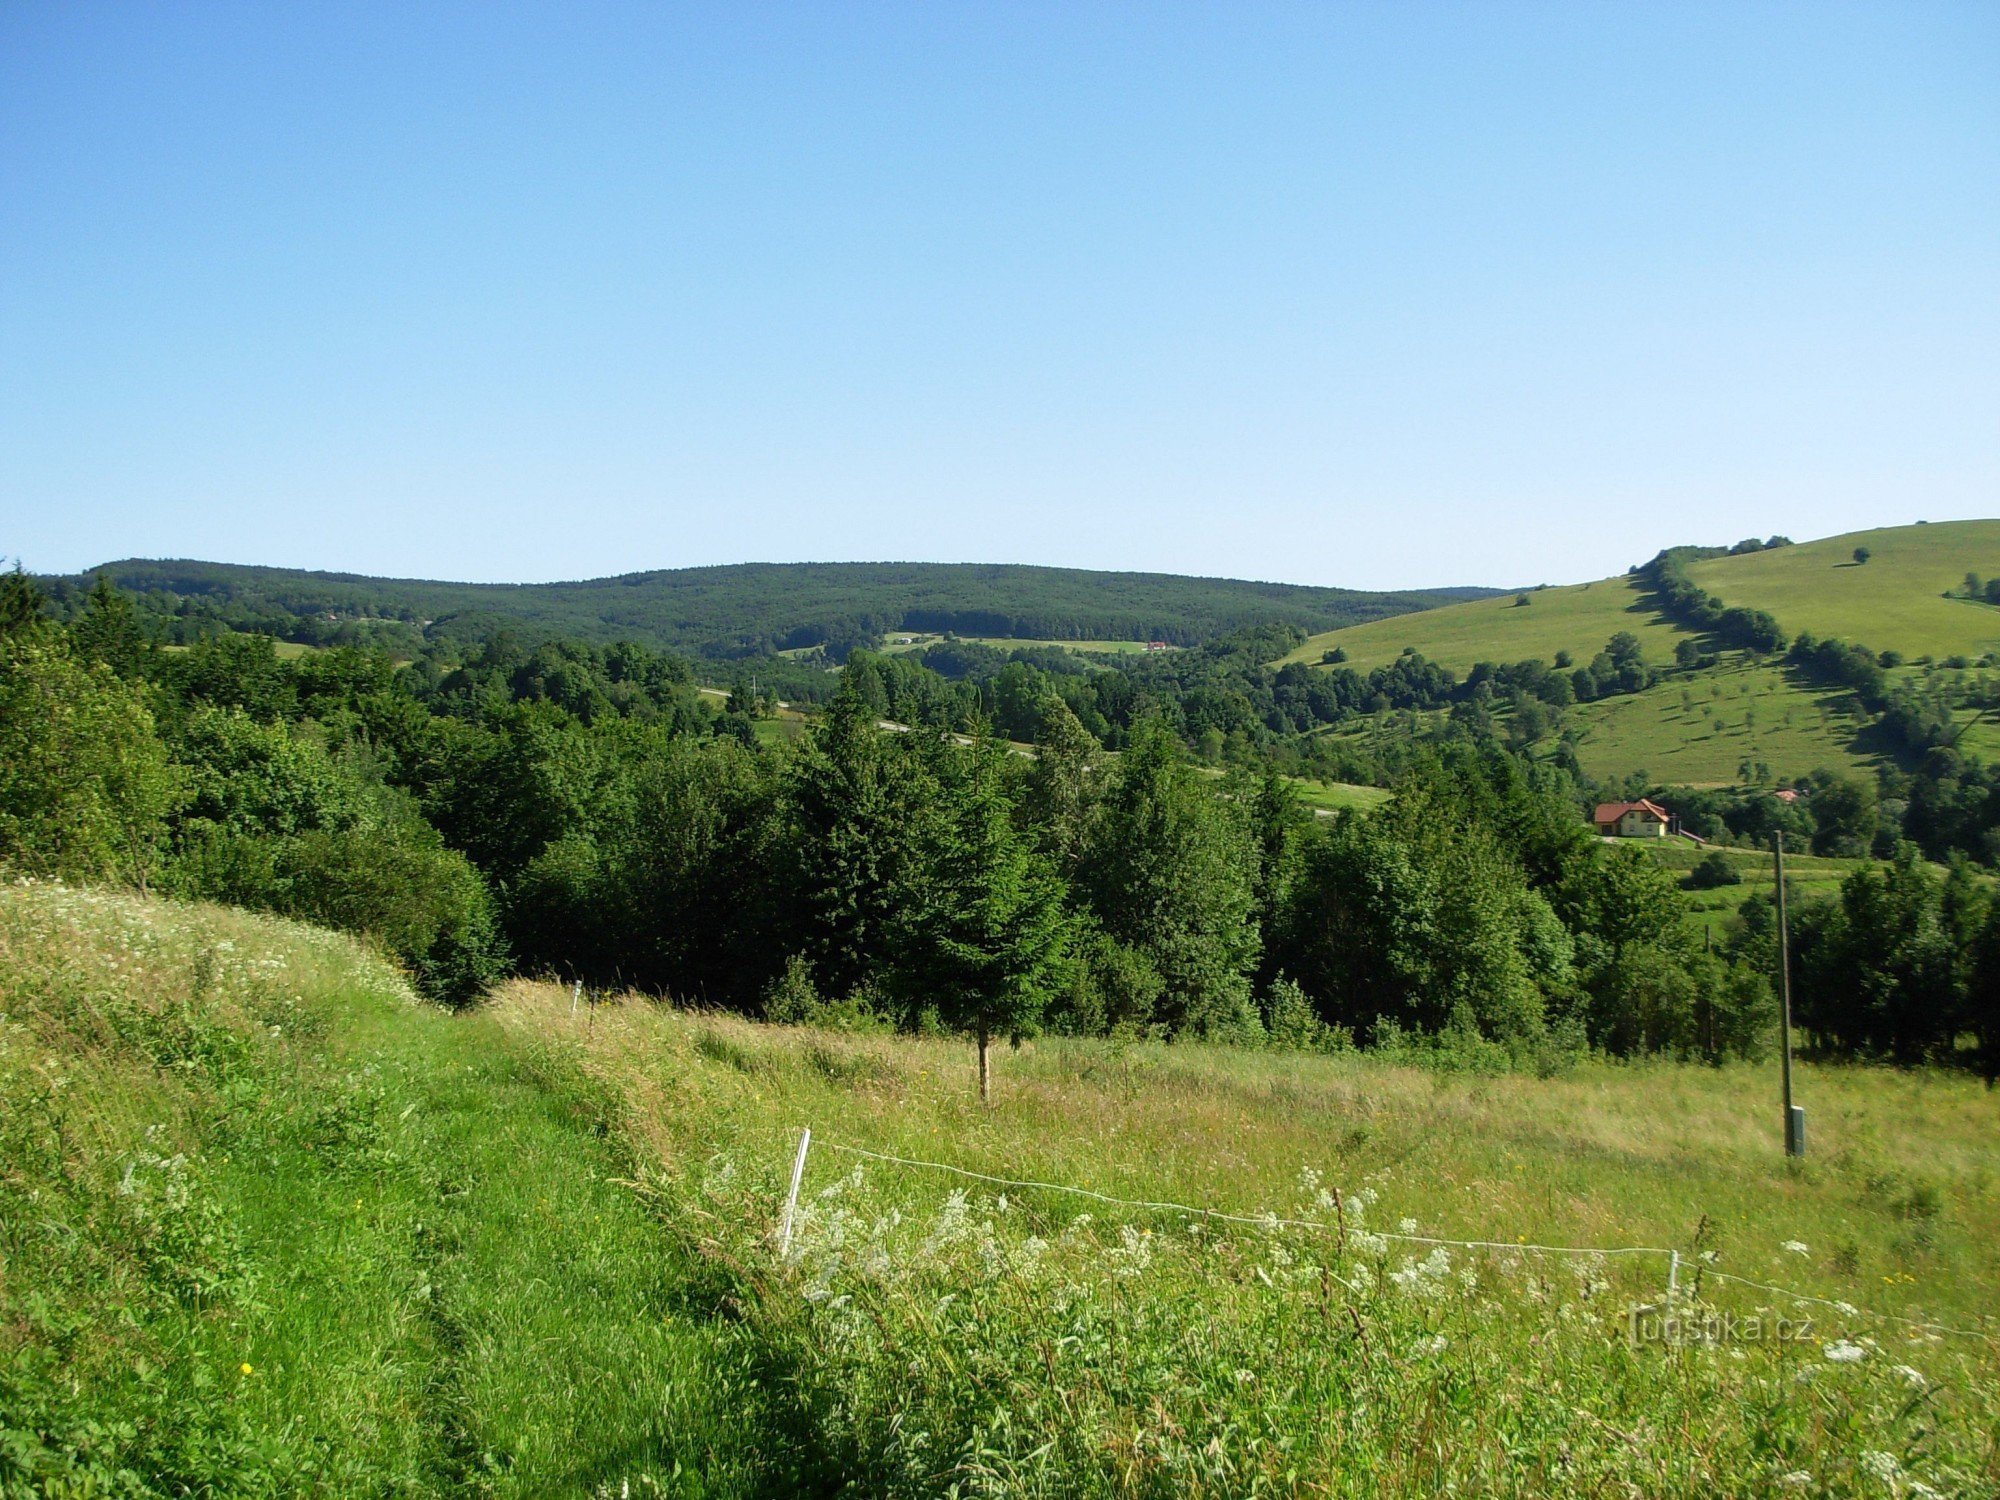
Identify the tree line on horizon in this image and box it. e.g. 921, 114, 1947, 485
3, 569, 1997, 1086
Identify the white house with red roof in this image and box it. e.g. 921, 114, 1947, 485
1593, 798, 1671, 838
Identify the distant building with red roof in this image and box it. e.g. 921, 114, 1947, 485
1593, 799, 1671, 838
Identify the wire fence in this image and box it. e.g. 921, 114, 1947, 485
775, 1130, 1997, 1346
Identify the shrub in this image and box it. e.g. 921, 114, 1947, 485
1262, 975, 1351, 1053
1685, 852, 1743, 890
0, 636, 183, 888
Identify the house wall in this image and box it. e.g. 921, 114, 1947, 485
1617, 812, 1666, 837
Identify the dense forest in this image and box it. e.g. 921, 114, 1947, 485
5, 567, 1997, 1083
44, 557, 1498, 661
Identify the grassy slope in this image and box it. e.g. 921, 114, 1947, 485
1686, 520, 2000, 661
498, 981, 2000, 1497
1283, 522, 2000, 676
0, 884, 800, 1497
1279, 574, 1698, 674
1282, 522, 2000, 786
1626, 840, 1861, 936
8, 885, 2000, 1494
1562, 657, 1872, 786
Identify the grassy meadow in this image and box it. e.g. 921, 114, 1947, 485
1283, 521, 2000, 678
0, 883, 795, 1496
9, 881, 1999, 1497
1686, 521, 2000, 662
1627, 839, 1861, 937
1279, 574, 1694, 675
1558, 655, 1875, 786
1285, 777, 1395, 815
879, 634, 1169, 657
494, 979, 2000, 1498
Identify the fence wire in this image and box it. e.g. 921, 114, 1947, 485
791, 1133, 1997, 1346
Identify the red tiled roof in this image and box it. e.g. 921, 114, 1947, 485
1593, 799, 1669, 825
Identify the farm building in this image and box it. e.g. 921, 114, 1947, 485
1593, 798, 1671, 838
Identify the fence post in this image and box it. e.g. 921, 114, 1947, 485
1667, 1249, 1680, 1302
779, 1126, 812, 1259
571, 979, 582, 1017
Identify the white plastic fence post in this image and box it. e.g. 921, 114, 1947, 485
1667, 1249, 1680, 1302
779, 1126, 812, 1259
571, 979, 582, 1017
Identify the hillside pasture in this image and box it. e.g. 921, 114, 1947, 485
1555, 657, 1876, 786
1280, 573, 1699, 675
1686, 519, 2000, 662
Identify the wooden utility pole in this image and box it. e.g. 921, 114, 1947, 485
1774, 832, 1803, 1156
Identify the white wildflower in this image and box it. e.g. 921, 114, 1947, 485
1859, 1451, 1900, 1483
1775, 1472, 1813, 1489
1823, 1340, 1867, 1364
1398, 1217, 1418, 1235
1781, 1240, 1809, 1256
1108, 1224, 1153, 1278
1891, 1364, 1927, 1389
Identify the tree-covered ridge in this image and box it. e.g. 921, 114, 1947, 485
5, 565, 1999, 1086
47, 556, 1499, 660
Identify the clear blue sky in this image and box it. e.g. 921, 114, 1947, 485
3, 3, 1995, 590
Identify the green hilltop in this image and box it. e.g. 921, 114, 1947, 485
1685, 520, 2000, 661
1284, 520, 2000, 787
1283, 520, 2000, 674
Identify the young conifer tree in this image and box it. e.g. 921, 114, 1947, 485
899, 734, 1073, 1102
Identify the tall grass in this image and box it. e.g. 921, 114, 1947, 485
8, 883, 1996, 1496
0, 883, 797, 1497
495, 980, 2000, 1497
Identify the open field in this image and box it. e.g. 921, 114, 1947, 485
12, 881, 1999, 1496
1287, 776, 1395, 814
1627, 839, 1862, 936
499, 979, 2000, 1496
0, 883, 787, 1496
1279, 574, 1695, 674
159, 638, 319, 659
1556, 656, 1876, 786
1282, 522, 2000, 679
1687, 520, 2000, 662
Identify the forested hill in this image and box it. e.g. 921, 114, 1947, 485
58, 557, 1501, 659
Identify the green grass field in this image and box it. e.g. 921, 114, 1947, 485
1280, 574, 1696, 674
1287, 777, 1395, 814
1626, 839, 1861, 936
1556, 656, 1875, 785
1283, 521, 2000, 677
1278, 522, 2000, 790
503, 980, 2000, 1497
0, 883, 799, 1496
1686, 520, 2000, 662
13, 883, 2000, 1495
